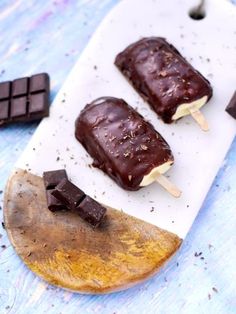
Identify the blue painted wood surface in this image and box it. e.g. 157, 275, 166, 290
0, 1, 235, 313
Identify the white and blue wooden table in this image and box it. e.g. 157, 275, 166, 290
0, 1, 235, 313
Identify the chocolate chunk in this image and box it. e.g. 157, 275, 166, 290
0, 100, 9, 120
115, 37, 212, 123
12, 77, 28, 97
11, 97, 27, 118
0, 73, 50, 126
43, 169, 68, 211
0, 81, 11, 99
43, 169, 68, 190
225, 91, 236, 119
76, 196, 106, 227
46, 190, 67, 212
75, 97, 173, 191
51, 178, 85, 209
30, 73, 49, 93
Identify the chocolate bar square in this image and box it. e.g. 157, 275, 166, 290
30, 73, 49, 93
12, 77, 28, 97
29, 93, 47, 114
11, 97, 27, 118
0, 82, 11, 100
0, 101, 9, 120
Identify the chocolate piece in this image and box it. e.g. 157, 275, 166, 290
115, 37, 212, 123
43, 169, 67, 211
43, 169, 68, 190
51, 178, 85, 209
76, 196, 106, 227
46, 190, 66, 212
0, 73, 50, 126
75, 97, 174, 191
225, 91, 236, 119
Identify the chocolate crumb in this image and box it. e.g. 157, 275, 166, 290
208, 294, 211, 300
208, 244, 214, 250
212, 287, 218, 293
194, 252, 202, 257
1, 222, 5, 229
56, 157, 60, 161
1, 245, 6, 249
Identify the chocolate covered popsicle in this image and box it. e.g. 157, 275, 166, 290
75, 97, 181, 197
115, 37, 212, 130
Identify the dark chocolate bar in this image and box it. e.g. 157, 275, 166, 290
51, 178, 85, 209
76, 196, 106, 227
43, 169, 67, 211
0, 73, 50, 126
225, 91, 236, 119
75, 97, 174, 191
115, 37, 212, 123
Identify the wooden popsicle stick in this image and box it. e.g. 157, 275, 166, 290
189, 106, 209, 131
155, 173, 182, 198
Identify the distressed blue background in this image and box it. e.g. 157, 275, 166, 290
0, 1, 235, 313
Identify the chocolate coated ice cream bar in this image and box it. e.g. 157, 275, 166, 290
75, 97, 180, 195
115, 37, 212, 128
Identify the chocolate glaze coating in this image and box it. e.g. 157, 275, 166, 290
115, 37, 213, 123
75, 97, 173, 191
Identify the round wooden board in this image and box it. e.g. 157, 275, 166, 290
3, 169, 182, 294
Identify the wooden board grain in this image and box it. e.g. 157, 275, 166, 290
4, 169, 181, 294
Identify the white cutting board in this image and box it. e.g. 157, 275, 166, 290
15, 0, 236, 239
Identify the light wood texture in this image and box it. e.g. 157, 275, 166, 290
189, 107, 209, 131
155, 174, 182, 198
3, 169, 182, 294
